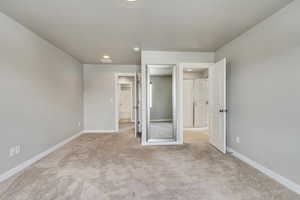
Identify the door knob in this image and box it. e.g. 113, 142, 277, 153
219, 109, 228, 113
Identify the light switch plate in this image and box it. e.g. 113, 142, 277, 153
15, 145, 21, 154
236, 137, 240, 144
9, 147, 15, 157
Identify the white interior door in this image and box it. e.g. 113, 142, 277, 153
183, 80, 194, 128
119, 85, 133, 121
209, 58, 227, 153
194, 79, 209, 128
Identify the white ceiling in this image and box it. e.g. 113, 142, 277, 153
0, 0, 292, 64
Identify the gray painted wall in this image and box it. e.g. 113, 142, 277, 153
83, 65, 140, 131
216, 1, 300, 185
0, 12, 83, 175
150, 76, 172, 120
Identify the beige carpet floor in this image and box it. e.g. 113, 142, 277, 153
184, 131, 209, 144
0, 130, 299, 200
119, 122, 135, 133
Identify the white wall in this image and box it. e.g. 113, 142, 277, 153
0, 12, 83, 175
216, 1, 300, 186
83, 65, 140, 131
141, 51, 215, 144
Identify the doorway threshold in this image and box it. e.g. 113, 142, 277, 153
144, 139, 180, 146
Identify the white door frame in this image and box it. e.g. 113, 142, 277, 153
178, 63, 213, 144
115, 73, 137, 136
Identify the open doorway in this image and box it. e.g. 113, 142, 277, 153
183, 68, 209, 144
146, 65, 177, 144
115, 73, 138, 136
179, 59, 227, 153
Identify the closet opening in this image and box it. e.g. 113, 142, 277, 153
146, 65, 177, 144
183, 67, 209, 144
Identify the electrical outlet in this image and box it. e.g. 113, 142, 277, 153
9, 145, 21, 157
9, 147, 15, 157
236, 137, 240, 144
15, 145, 21, 154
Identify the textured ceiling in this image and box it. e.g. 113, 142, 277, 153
0, 0, 292, 64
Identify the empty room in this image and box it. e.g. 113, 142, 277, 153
0, 0, 299, 199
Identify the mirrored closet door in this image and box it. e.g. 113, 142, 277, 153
146, 65, 177, 143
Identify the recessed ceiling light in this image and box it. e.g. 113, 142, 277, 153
133, 47, 140, 52
103, 55, 110, 59
127, 0, 137, 2
100, 58, 112, 63
187, 69, 193, 72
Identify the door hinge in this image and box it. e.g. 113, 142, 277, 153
219, 109, 228, 113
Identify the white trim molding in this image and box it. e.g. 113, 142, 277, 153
83, 130, 117, 134
184, 127, 208, 132
0, 131, 83, 183
150, 119, 172, 122
142, 141, 181, 146
228, 148, 300, 195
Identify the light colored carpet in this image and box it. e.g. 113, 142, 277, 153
184, 131, 209, 144
0, 130, 299, 200
119, 122, 134, 132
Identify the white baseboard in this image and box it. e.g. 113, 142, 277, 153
142, 141, 181, 146
184, 127, 208, 132
0, 131, 83, 183
228, 148, 300, 195
150, 119, 172, 122
83, 130, 117, 133
143, 139, 181, 146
